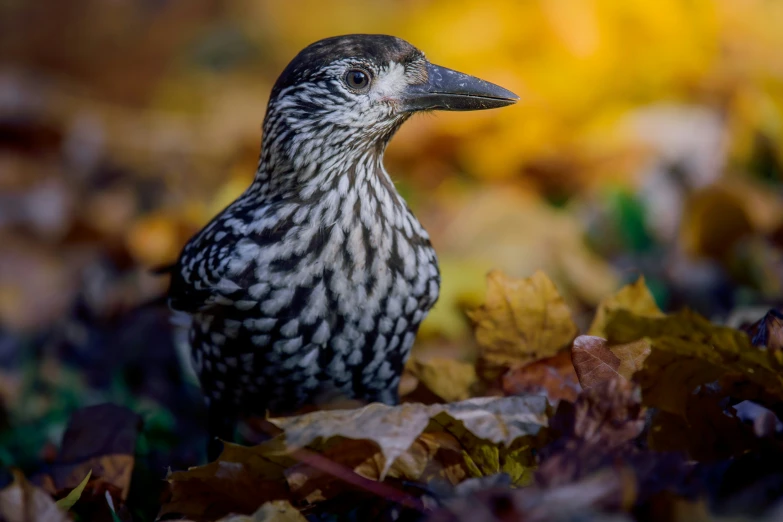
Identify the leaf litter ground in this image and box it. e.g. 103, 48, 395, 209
3, 272, 783, 521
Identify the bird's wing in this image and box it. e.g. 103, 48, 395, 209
167, 243, 228, 314
166, 227, 260, 314
166, 215, 292, 315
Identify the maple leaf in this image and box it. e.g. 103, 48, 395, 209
468, 270, 578, 382
407, 357, 478, 402
604, 309, 783, 417
588, 276, 663, 338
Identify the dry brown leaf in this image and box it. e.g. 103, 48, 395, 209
647, 394, 760, 460
162, 440, 296, 521
270, 396, 550, 478
588, 276, 663, 337
572, 336, 651, 390
604, 309, 783, 417
0, 470, 68, 522
426, 467, 637, 522
283, 438, 384, 504
743, 309, 783, 353
51, 404, 141, 501
469, 270, 578, 382
502, 350, 582, 402
680, 179, 783, 259
564, 379, 645, 450
286, 432, 468, 505
408, 357, 478, 402
163, 397, 550, 518
537, 378, 646, 488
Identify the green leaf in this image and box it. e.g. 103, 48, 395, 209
55, 470, 91, 512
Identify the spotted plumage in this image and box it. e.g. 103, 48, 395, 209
167, 34, 517, 458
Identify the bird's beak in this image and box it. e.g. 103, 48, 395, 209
401, 62, 518, 112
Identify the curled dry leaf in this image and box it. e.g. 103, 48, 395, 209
743, 308, 783, 353
571, 336, 651, 390
537, 378, 646, 488
588, 276, 663, 338
0, 470, 68, 522
468, 270, 578, 382
554, 378, 645, 451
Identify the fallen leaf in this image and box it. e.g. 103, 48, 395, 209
603, 309, 783, 417
647, 396, 760, 460
162, 439, 295, 521
408, 357, 478, 402
743, 308, 783, 353
426, 467, 637, 522
0, 470, 68, 522
469, 270, 578, 382
271, 396, 550, 478
355, 431, 467, 484
50, 404, 141, 501
501, 350, 581, 402
588, 276, 663, 337
572, 336, 651, 390
287, 432, 468, 504
555, 378, 645, 451
537, 378, 646, 488
55, 469, 91, 511
215, 500, 308, 521
163, 396, 551, 519
680, 179, 783, 259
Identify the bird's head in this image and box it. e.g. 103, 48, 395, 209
259, 34, 518, 175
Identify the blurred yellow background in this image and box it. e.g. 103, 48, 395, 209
1, 0, 782, 335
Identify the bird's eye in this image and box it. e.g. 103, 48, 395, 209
344, 69, 371, 91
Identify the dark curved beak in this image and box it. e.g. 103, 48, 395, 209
401, 62, 518, 112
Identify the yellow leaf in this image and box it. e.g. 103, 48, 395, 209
408, 357, 477, 402
469, 270, 578, 381
588, 276, 663, 337
55, 470, 91, 512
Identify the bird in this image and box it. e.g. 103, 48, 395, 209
166, 34, 518, 460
